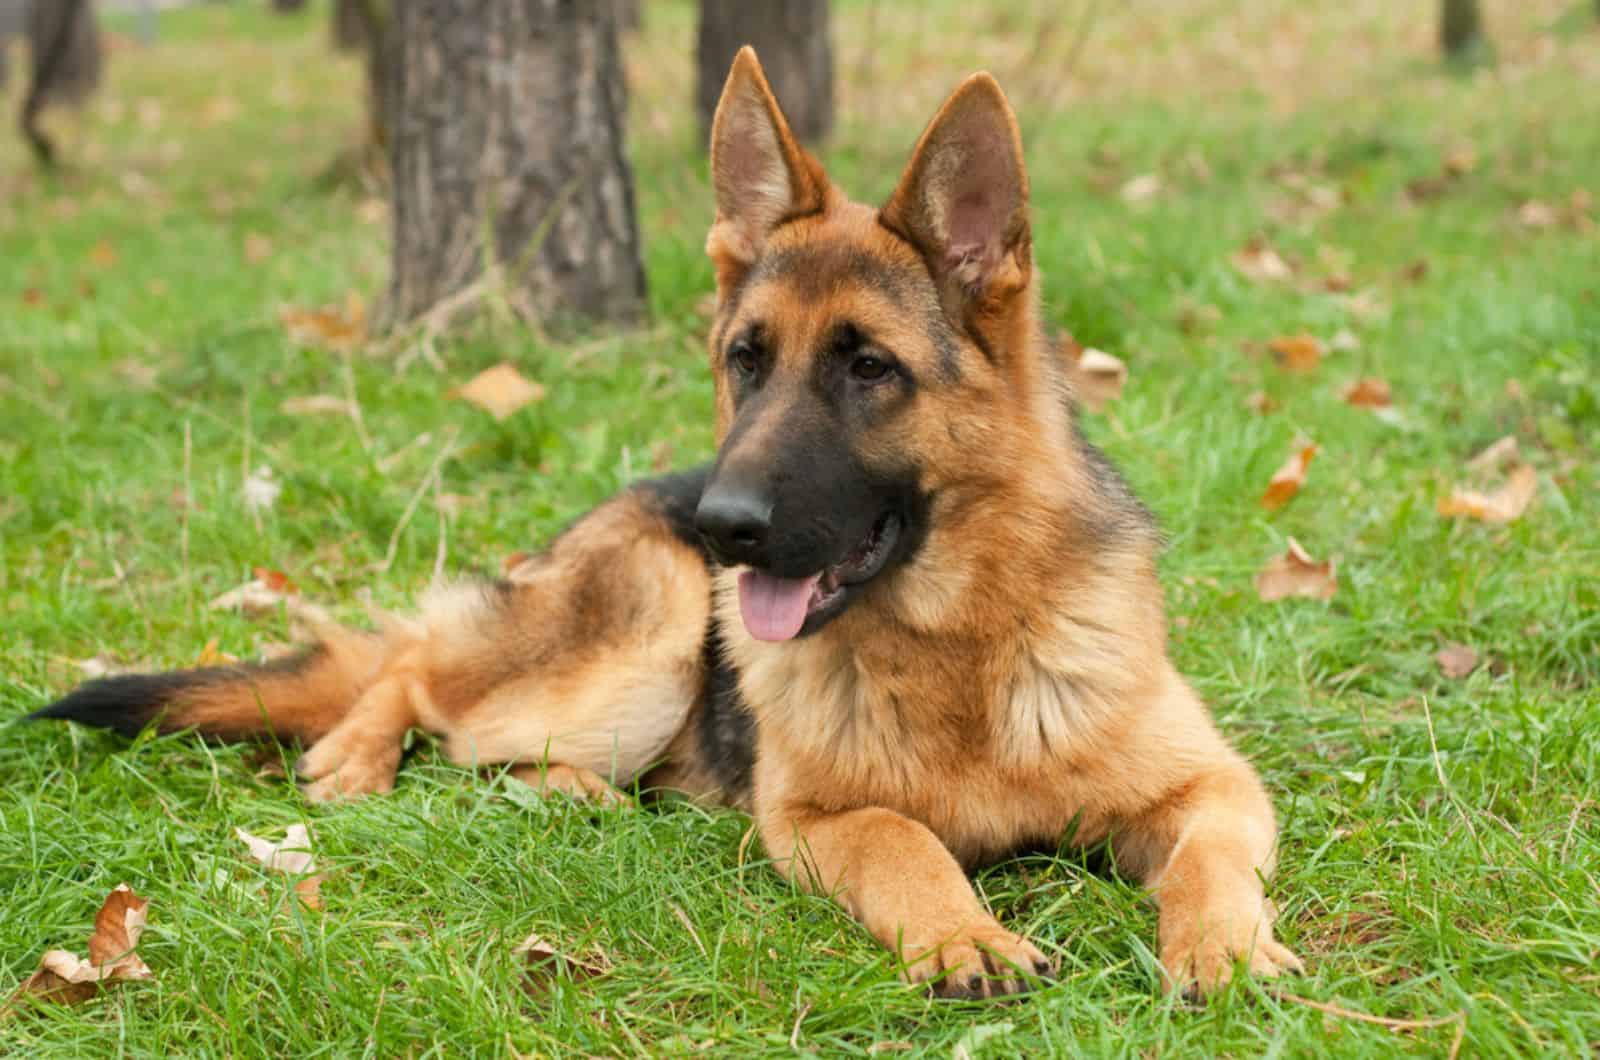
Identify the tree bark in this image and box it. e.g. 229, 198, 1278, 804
21, 0, 102, 165
1440, 0, 1487, 59
696, 0, 832, 144
385, 0, 647, 330
610, 0, 640, 33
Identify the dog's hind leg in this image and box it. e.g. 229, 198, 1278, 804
437, 479, 715, 787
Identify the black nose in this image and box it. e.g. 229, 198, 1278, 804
695, 485, 773, 566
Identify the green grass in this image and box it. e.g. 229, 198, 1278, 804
3, 0, 1598, 1055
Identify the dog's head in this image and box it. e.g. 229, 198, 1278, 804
697, 48, 1062, 643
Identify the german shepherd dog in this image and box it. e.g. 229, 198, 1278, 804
30, 49, 1301, 999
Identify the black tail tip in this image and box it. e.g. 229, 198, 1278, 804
25, 671, 211, 737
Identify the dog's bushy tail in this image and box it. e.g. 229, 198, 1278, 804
26, 627, 385, 745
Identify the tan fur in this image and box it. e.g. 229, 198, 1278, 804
67, 48, 1301, 1000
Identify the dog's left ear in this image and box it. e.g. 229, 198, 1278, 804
881, 74, 1031, 319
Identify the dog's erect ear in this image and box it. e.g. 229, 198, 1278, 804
707, 47, 829, 291
880, 74, 1031, 317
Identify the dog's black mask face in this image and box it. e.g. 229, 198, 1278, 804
696, 286, 930, 642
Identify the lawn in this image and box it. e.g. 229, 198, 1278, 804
2, 0, 1598, 1055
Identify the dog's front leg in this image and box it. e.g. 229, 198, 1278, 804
760, 804, 1053, 998
1117, 758, 1304, 996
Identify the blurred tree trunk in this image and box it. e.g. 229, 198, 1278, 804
1440, 0, 1489, 60
696, 0, 831, 143
610, 0, 640, 32
385, 0, 646, 330
332, 0, 393, 153
21, 0, 102, 165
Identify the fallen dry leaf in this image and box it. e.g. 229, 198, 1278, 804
1245, 391, 1277, 415
1444, 143, 1477, 177
280, 394, 355, 418
1075, 348, 1128, 412
88, 241, 118, 269
244, 232, 273, 265
280, 293, 367, 352
1466, 436, 1519, 473
514, 931, 611, 991
450, 362, 546, 421
1328, 329, 1361, 353
7, 885, 152, 1011
1119, 173, 1162, 204
1261, 442, 1318, 510
1517, 200, 1558, 229
242, 466, 281, 514
194, 637, 238, 667
237, 823, 316, 875
1255, 538, 1337, 602
1438, 464, 1537, 524
1436, 643, 1479, 680
208, 569, 324, 624
1232, 238, 1294, 284
1340, 377, 1393, 409
1269, 333, 1324, 373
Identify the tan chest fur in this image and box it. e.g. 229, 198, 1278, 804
715, 558, 1211, 867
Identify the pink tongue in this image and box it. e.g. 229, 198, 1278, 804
738, 570, 820, 642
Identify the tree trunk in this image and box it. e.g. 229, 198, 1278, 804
21, 0, 102, 165
385, 0, 647, 330
610, 0, 640, 32
696, 0, 832, 144
1440, 0, 1486, 58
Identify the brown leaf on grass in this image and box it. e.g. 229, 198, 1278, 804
450, 362, 546, 421
1119, 173, 1162, 204
1255, 538, 1337, 602
1245, 391, 1277, 415
113, 358, 158, 388
280, 394, 355, 418
22, 287, 46, 307
1074, 349, 1128, 412
1328, 329, 1361, 353
243, 232, 274, 265
1466, 435, 1518, 473
293, 876, 324, 911
208, 568, 325, 623
1269, 333, 1323, 373
514, 932, 611, 991
237, 824, 323, 909
237, 823, 316, 875
194, 637, 238, 667
1232, 238, 1294, 284
280, 293, 367, 352
356, 197, 387, 226
6, 885, 152, 1012
1438, 464, 1537, 524
1340, 377, 1393, 409
1517, 200, 1557, 229
1436, 643, 1479, 680
88, 241, 118, 269
1443, 143, 1477, 177
1261, 442, 1318, 510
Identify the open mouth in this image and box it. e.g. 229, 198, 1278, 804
737, 511, 902, 642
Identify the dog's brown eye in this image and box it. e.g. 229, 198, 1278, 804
729, 342, 758, 377
851, 356, 890, 382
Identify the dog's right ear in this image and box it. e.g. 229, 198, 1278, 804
706, 47, 829, 294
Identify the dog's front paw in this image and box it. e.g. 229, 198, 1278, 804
901, 920, 1055, 1000
1160, 910, 1303, 998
